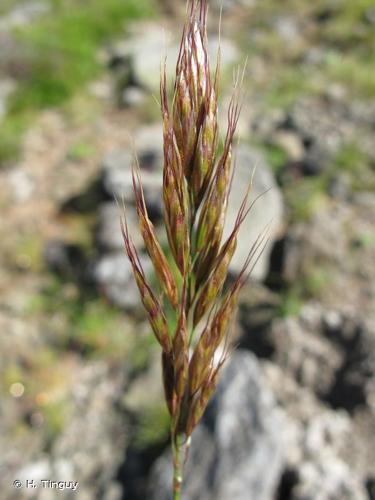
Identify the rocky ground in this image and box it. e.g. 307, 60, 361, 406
0, 1, 374, 499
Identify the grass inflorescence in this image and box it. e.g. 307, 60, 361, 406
120, 2, 266, 497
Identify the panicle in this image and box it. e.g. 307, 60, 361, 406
120, 1, 268, 488
186, 355, 225, 437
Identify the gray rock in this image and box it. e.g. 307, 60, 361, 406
101, 148, 134, 199
50, 362, 126, 500
256, 302, 375, 410
294, 457, 368, 500
292, 411, 369, 500
6, 167, 35, 202
121, 86, 146, 107
94, 252, 152, 310
0, 78, 15, 118
0, 1, 49, 31
281, 211, 346, 286
281, 98, 375, 168
224, 144, 284, 280
97, 202, 143, 252
261, 332, 374, 500
109, 22, 238, 90
1, 356, 127, 500
328, 173, 351, 200
283, 410, 368, 500
274, 16, 301, 42
149, 351, 286, 500
100, 140, 283, 286
266, 308, 343, 396
272, 131, 305, 161
101, 125, 164, 218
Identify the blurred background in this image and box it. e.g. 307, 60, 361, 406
0, 0, 374, 499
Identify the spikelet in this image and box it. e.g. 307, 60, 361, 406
132, 166, 179, 308
173, 0, 209, 180
194, 95, 241, 287
161, 67, 190, 275
162, 350, 175, 416
121, 216, 172, 353
193, 182, 252, 326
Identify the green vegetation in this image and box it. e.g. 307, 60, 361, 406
66, 141, 96, 162
301, 265, 330, 298
12, 231, 44, 272
330, 142, 374, 192
133, 402, 170, 449
10, 0, 155, 111
0, 0, 20, 15
277, 263, 331, 317
238, 0, 375, 109
278, 291, 303, 317
0, 0, 156, 165
284, 177, 329, 222
27, 278, 135, 360
332, 142, 369, 173
42, 399, 69, 446
353, 231, 375, 249
1, 346, 72, 448
263, 143, 288, 174
0, 114, 32, 165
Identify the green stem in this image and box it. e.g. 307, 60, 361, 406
172, 433, 185, 500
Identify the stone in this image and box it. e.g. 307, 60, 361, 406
0, 78, 15, 118
88, 79, 112, 100
281, 198, 375, 317
365, 7, 375, 25
274, 16, 301, 43
121, 86, 146, 107
101, 148, 134, 200
149, 351, 286, 500
281, 211, 346, 285
224, 144, 284, 280
93, 252, 152, 310
279, 98, 374, 169
267, 310, 342, 395
273, 131, 305, 161
6, 167, 35, 202
44, 240, 86, 281
101, 125, 164, 218
327, 173, 351, 200
50, 362, 126, 500
96, 202, 143, 252
109, 22, 238, 90
260, 334, 374, 500
294, 455, 368, 500
0, 2, 49, 31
